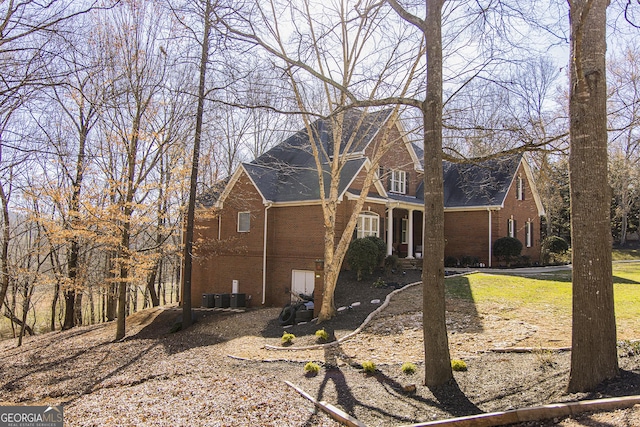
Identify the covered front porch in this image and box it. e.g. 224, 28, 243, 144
385, 203, 424, 259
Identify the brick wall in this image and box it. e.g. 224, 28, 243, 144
192, 170, 266, 306
443, 162, 542, 266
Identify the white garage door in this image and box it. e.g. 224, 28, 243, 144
291, 270, 315, 301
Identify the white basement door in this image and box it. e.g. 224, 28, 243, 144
291, 270, 315, 301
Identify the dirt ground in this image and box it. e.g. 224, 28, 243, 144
1, 269, 639, 426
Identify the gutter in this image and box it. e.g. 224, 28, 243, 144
262, 202, 273, 305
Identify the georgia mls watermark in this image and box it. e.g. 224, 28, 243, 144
0, 406, 63, 427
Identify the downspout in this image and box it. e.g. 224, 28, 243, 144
488, 208, 492, 267
262, 202, 272, 305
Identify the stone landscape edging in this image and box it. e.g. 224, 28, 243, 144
264, 280, 423, 351
264, 272, 474, 352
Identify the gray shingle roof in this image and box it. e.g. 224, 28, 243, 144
244, 109, 393, 203
414, 153, 522, 208
205, 109, 524, 209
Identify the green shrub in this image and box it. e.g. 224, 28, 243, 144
384, 254, 400, 272
492, 237, 523, 267
281, 332, 295, 345
365, 235, 387, 265
373, 277, 386, 288
451, 359, 467, 372
543, 236, 569, 254
542, 236, 570, 265
401, 362, 417, 375
304, 362, 321, 375
460, 255, 479, 267
444, 256, 458, 268
315, 329, 329, 341
361, 360, 377, 373
346, 238, 379, 280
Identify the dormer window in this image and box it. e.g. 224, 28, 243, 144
390, 170, 407, 194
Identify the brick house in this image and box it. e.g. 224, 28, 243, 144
191, 109, 545, 308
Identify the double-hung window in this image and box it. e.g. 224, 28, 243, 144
357, 212, 379, 238
390, 170, 406, 194
525, 221, 533, 247
516, 176, 525, 200
508, 218, 516, 238
238, 211, 251, 232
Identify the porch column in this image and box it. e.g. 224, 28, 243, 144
387, 206, 394, 256
407, 209, 414, 258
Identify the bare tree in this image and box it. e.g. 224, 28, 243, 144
219, 0, 423, 322
567, 0, 619, 392
92, 0, 182, 340
608, 41, 640, 245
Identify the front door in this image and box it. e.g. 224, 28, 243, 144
291, 270, 314, 301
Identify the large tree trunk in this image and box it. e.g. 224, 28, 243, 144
422, 0, 452, 387
567, 0, 619, 393
182, 0, 212, 330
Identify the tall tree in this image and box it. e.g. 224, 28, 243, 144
567, 0, 619, 392
220, 0, 422, 322
608, 42, 640, 245
177, 0, 214, 330
387, 0, 452, 387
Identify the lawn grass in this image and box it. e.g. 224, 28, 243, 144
446, 261, 640, 338
612, 248, 640, 261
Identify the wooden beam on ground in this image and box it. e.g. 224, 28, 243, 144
284, 380, 367, 427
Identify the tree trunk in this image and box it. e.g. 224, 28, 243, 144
567, 0, 619, 393
62, 290, 76, 330
146, 260, 161, 307
74, 292, 83, 326
422, 0, 452, 387
0, 183, 11, 315
182, 0, 212, 330
50, 281, 60, 331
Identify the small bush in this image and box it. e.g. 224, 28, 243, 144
315, 329, 329, 341
346, 238, 380, 281
401, 362, 417, 375
543, 236, 569, 254
460, 255, 479, 267
373, 277, 385, 288
451, 359, 467, 372
444, 256, 458, 268
281, 332, 295, 345
542, 236, 570, 265
493, 237, 523, 266
366, 235, 387, 265
361, 360, 377, 373
384, 254, 400, 272
304, 362, 321, 376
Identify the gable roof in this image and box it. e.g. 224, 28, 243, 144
236, 109, 394, 204
442, 154, 522, 208
413, 153, 543, 213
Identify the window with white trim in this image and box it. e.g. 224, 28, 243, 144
390, 170, 407, 194
357, 212, 379, 238
401, 218, 408, 244
525, 221, 533, 247
508, 217, 516, 238
237, 211, 251, 232
516, 176, 525, 200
